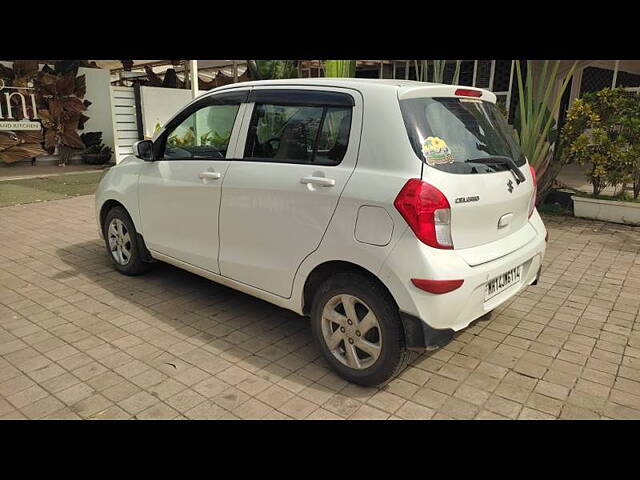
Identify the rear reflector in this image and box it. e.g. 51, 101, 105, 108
455, 88, 482, 98
411, 278, 464, 294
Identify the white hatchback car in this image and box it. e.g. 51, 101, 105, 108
96, 78, 547, 386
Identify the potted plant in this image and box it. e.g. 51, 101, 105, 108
560, 88, 640, 225
80, 132, 113, 165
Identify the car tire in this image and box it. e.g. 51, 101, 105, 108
103, 206, 151, 276
310, 271, 411, 386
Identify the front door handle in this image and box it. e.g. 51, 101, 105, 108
199, 171, 221, 180
300, 176, 335, 187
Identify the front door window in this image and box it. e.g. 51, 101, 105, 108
164, 103, 240, 159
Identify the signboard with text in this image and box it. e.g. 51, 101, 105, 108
0, 78, 41, 131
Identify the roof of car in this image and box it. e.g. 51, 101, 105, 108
207, 78, 446, 94
198, 77, 496, 103
204, 78, 495, 103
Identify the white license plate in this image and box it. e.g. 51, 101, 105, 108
485, 265, 523, 301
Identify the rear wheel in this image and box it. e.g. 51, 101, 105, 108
103, 206, 151, 276
311, 272, 410, 386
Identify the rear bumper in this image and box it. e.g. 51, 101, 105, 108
380, 211, 547, 335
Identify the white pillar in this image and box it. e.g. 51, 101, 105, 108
612, 60, 619, 88
472, 60, 478, 87
191, 59, 198, 98
505, 60, 515, 115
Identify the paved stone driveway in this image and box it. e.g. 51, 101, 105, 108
1, 195, 639, 420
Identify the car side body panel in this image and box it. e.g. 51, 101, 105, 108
95, 156, 145, 238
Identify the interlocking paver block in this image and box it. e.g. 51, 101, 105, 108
2, 198, 640, 420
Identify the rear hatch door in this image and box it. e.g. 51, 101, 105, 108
398, 86, 535, 253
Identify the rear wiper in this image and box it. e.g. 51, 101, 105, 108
465, 156, 526, 184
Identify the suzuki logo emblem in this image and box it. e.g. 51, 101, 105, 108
507, 179, 514, 193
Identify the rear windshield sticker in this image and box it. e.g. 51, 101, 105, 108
421, 136, 454, 165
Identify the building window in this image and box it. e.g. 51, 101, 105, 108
474, 61, 492, 89
493, 60, 513, 92
616, 70, 640, 89
580, 67, 614, 96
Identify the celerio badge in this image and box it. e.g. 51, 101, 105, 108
507, 179, 514, 193
455, 196, 479, 204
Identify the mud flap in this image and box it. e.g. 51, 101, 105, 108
399, 311, 455, 352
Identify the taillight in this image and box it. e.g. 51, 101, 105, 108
394, 179, 453, 249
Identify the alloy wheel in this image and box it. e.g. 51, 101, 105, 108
320, 294, 382, 370
107, 218, 132, 266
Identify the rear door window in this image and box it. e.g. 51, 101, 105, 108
399, 97, 525, 174
243, 89, 353, 165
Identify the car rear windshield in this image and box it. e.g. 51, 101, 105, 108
399, 97, 525, 174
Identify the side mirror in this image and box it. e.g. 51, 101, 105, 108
133, 140, 154, 161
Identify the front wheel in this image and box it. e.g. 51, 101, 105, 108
310, 272, 411, 386
103, 206, 151, 276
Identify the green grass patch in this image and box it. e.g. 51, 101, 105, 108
0, 171, 105, 208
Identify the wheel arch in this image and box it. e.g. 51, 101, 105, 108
99, 199, 127, 234
100, 198, 153, 263
302, 260, 398, 315
302, 260, 429, 351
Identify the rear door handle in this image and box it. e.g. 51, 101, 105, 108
199, 171, 221, 180
300, 176, 335, 187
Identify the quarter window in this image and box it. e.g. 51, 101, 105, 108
315, 107, 352, 165
163, 103, 240, 159
244, 103, 352, 165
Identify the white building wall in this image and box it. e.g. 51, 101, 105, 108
139, 86, 201, 139
79, 66, 116, 154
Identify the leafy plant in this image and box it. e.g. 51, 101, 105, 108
0, 131, 46, 164
412, 60, 461, 84
36, 66, 91, 154
80, 131, 112, 161
325, 60, 356, 78
246, 61, 298, 80
559, 88, 638, 197
0, 60, 39, 95
200, 130, 231, 148
167, 127, 196, 147
514, 60, 577, 202
0, 60, 92, 165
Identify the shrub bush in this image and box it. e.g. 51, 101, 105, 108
559, 88, 640, 198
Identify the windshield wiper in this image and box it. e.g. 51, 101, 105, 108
465, 156, 526, 184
